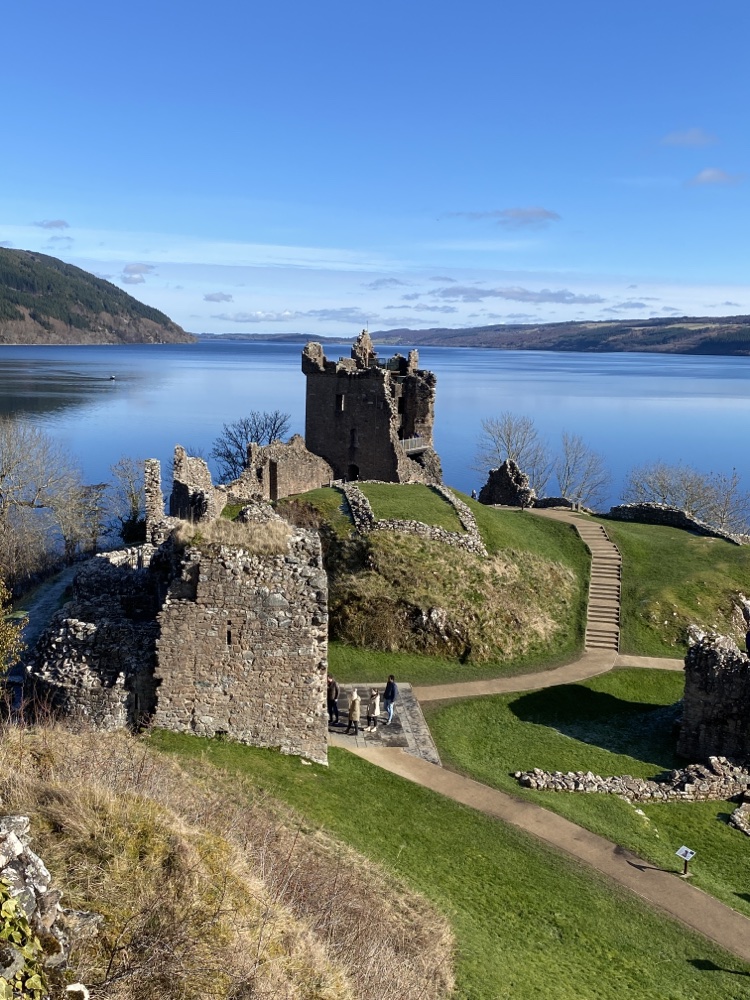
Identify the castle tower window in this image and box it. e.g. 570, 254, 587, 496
350, 428, 359, 448
226, 621, 232, 646
336, 393, 345, 412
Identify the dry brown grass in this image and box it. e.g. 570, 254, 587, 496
172, 517, 292, 555
330, 531, 578, 662
0, 723, 453, 1000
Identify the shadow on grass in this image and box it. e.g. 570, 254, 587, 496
509, 685, 682, 769
689, 958, 750, 977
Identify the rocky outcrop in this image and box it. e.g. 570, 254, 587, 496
478, 460, 536, 508
1, 815, 100, 995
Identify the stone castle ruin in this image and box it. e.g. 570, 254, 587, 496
27, 488, 329, 764
24, 331, 446, 762
302, 331, 442, 485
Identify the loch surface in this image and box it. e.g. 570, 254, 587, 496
1, 340, 748, 506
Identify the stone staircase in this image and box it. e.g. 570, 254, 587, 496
575, 521, 621, 652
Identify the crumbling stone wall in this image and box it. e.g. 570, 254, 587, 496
144, 458, 172, 544
27, 549, 161, 730
342, 483, 487, 557
153, 525, 328, 764
478, 460, 536, 508
170, 446, 224, 522
605, 503, 743, 545
302, 332, 441, 485
228, 434, 334, 503
678, 630, 750, 761
27, 526, 329, 763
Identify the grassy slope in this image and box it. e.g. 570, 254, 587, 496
595, 518, 750, 656
426, 668, 750, 922
289, 487, 589, 684
152, 730, 750, 999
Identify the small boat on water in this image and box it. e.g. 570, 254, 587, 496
109, 375, 116, 381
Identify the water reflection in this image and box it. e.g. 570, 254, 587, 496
1, 342, 749, 507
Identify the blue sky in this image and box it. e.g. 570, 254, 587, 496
2, 1, 748, 335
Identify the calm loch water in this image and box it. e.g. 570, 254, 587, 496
1, 340, 749, 507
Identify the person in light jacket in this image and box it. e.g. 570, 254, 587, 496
345, 688, 361, 736
366, 688, 380, 731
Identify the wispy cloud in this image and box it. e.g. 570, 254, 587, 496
34, 218, 69, 229
430, 275, 456, 283
447, 206, 561, 228
661, 127, 716, 147
204, 291, 233, 302
0, 240, 12, 248
362, 277, 407, 290
120, 262, 157, 285
401, 292, 421, 301
384, 304, 457, 314
603, 300, 650, 313
432, 284, 605, 305
44, 235, 74, 250
688, 167, 745, 186
212, 306, 372, 325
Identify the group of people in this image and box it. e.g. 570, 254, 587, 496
326, 674, 398, 736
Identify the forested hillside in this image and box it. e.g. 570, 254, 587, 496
0, 248, 193, 344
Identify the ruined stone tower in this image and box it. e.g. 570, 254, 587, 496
301, 331, 442, 484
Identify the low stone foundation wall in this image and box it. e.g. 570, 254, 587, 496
516, 755, 750, 802
342, 483, 487, 557
604, 503, 743, 545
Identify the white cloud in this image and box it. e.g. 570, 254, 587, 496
34, 218, 69, 229
204, 291, 233, 302
447, 206, 561, 228
363, 277, 407, 290
123, 263, 156, 275
688, 167, 744, 186
432, 284, 606, 305
661, 127, 716, 147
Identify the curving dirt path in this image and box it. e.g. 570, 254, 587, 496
333, 508, 750, 961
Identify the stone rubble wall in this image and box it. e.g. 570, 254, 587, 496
342, 483, 487, 557
677, 630, 750, 761
730, 801, 750, 836
478, 460, 536, 508
1, 815, 100, 986
604, 502, 743, 545
516, 755, 750, 802
152, 525, 329, 765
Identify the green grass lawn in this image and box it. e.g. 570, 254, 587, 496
151, 729, 750, 999
358, 482, 465, 532
593, 518, 750, 657
426, 668, 750, 921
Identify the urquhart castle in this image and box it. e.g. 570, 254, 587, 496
24, 333, 441, 763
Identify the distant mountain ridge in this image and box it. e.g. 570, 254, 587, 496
199, 315, 750, 356
371, 316, 750, 355
0, 249, 193, 345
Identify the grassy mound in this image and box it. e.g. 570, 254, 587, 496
279, 486, 589, 682
0, 725, 453, 1000
358, 483, 465, 531
426, 668, 750, 921
154, 728, 750, 999
595, 518, 750, 656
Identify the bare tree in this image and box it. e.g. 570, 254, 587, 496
109, 456, 146, 543
622, 461, 750, 532
554, 432, 611, 509
475, 412, 551, 494
0, 418, 85, 587
210, 410, 291, 483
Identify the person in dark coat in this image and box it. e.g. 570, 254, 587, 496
383, 674, 398, 725
327, 675, 340, 725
